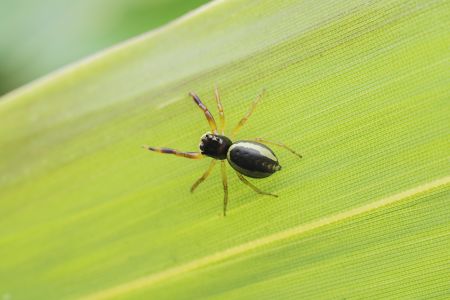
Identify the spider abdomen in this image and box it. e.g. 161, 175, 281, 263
227, 141, 281, 178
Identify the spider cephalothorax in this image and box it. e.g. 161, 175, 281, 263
199, 133, 232, 160
143, 88, 302, 216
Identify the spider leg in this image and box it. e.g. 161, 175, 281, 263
143, 146, 203, 159
191, 160, 217, 193
253, 138, 302, 158
231, 89, 265, 138
236, 172, 278, 197
221, 160, 228, 216
214, 85, 225, 134
189, 92, 218, 134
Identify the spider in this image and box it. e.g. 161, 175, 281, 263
143, 87, 302, 216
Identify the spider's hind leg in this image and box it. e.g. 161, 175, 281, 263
236, 172, 278, 197
253, 138, 302, 158
221, 161, 228, 216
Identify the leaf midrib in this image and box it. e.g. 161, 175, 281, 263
79, 176, 450, 300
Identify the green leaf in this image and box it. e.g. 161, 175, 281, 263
0, 0, 449, 299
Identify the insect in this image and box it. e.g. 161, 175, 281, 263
143, 87, 302, 216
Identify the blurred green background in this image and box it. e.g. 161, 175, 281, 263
0, 0, 209, 96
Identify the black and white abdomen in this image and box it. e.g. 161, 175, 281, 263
227, 141, 281, 178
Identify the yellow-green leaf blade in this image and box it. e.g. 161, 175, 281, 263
0, 0, 449, 299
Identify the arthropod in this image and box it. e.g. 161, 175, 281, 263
143, 87, 302, 216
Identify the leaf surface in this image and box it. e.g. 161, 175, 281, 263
0, 0, 449, 299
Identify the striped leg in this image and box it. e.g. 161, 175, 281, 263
253, 138, 302, 158
236, 172, 278, 197
231, 90, 265, 138
221, 161, 228, 216
189, 92, 218, 134
143, 145, 203, 159
191, 160, 217, 193
214, 86, 225, 134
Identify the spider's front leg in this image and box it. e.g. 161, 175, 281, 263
190, 92, 218, 134
143, 146, 203, 159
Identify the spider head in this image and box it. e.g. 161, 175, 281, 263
199, 132, 232, 160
